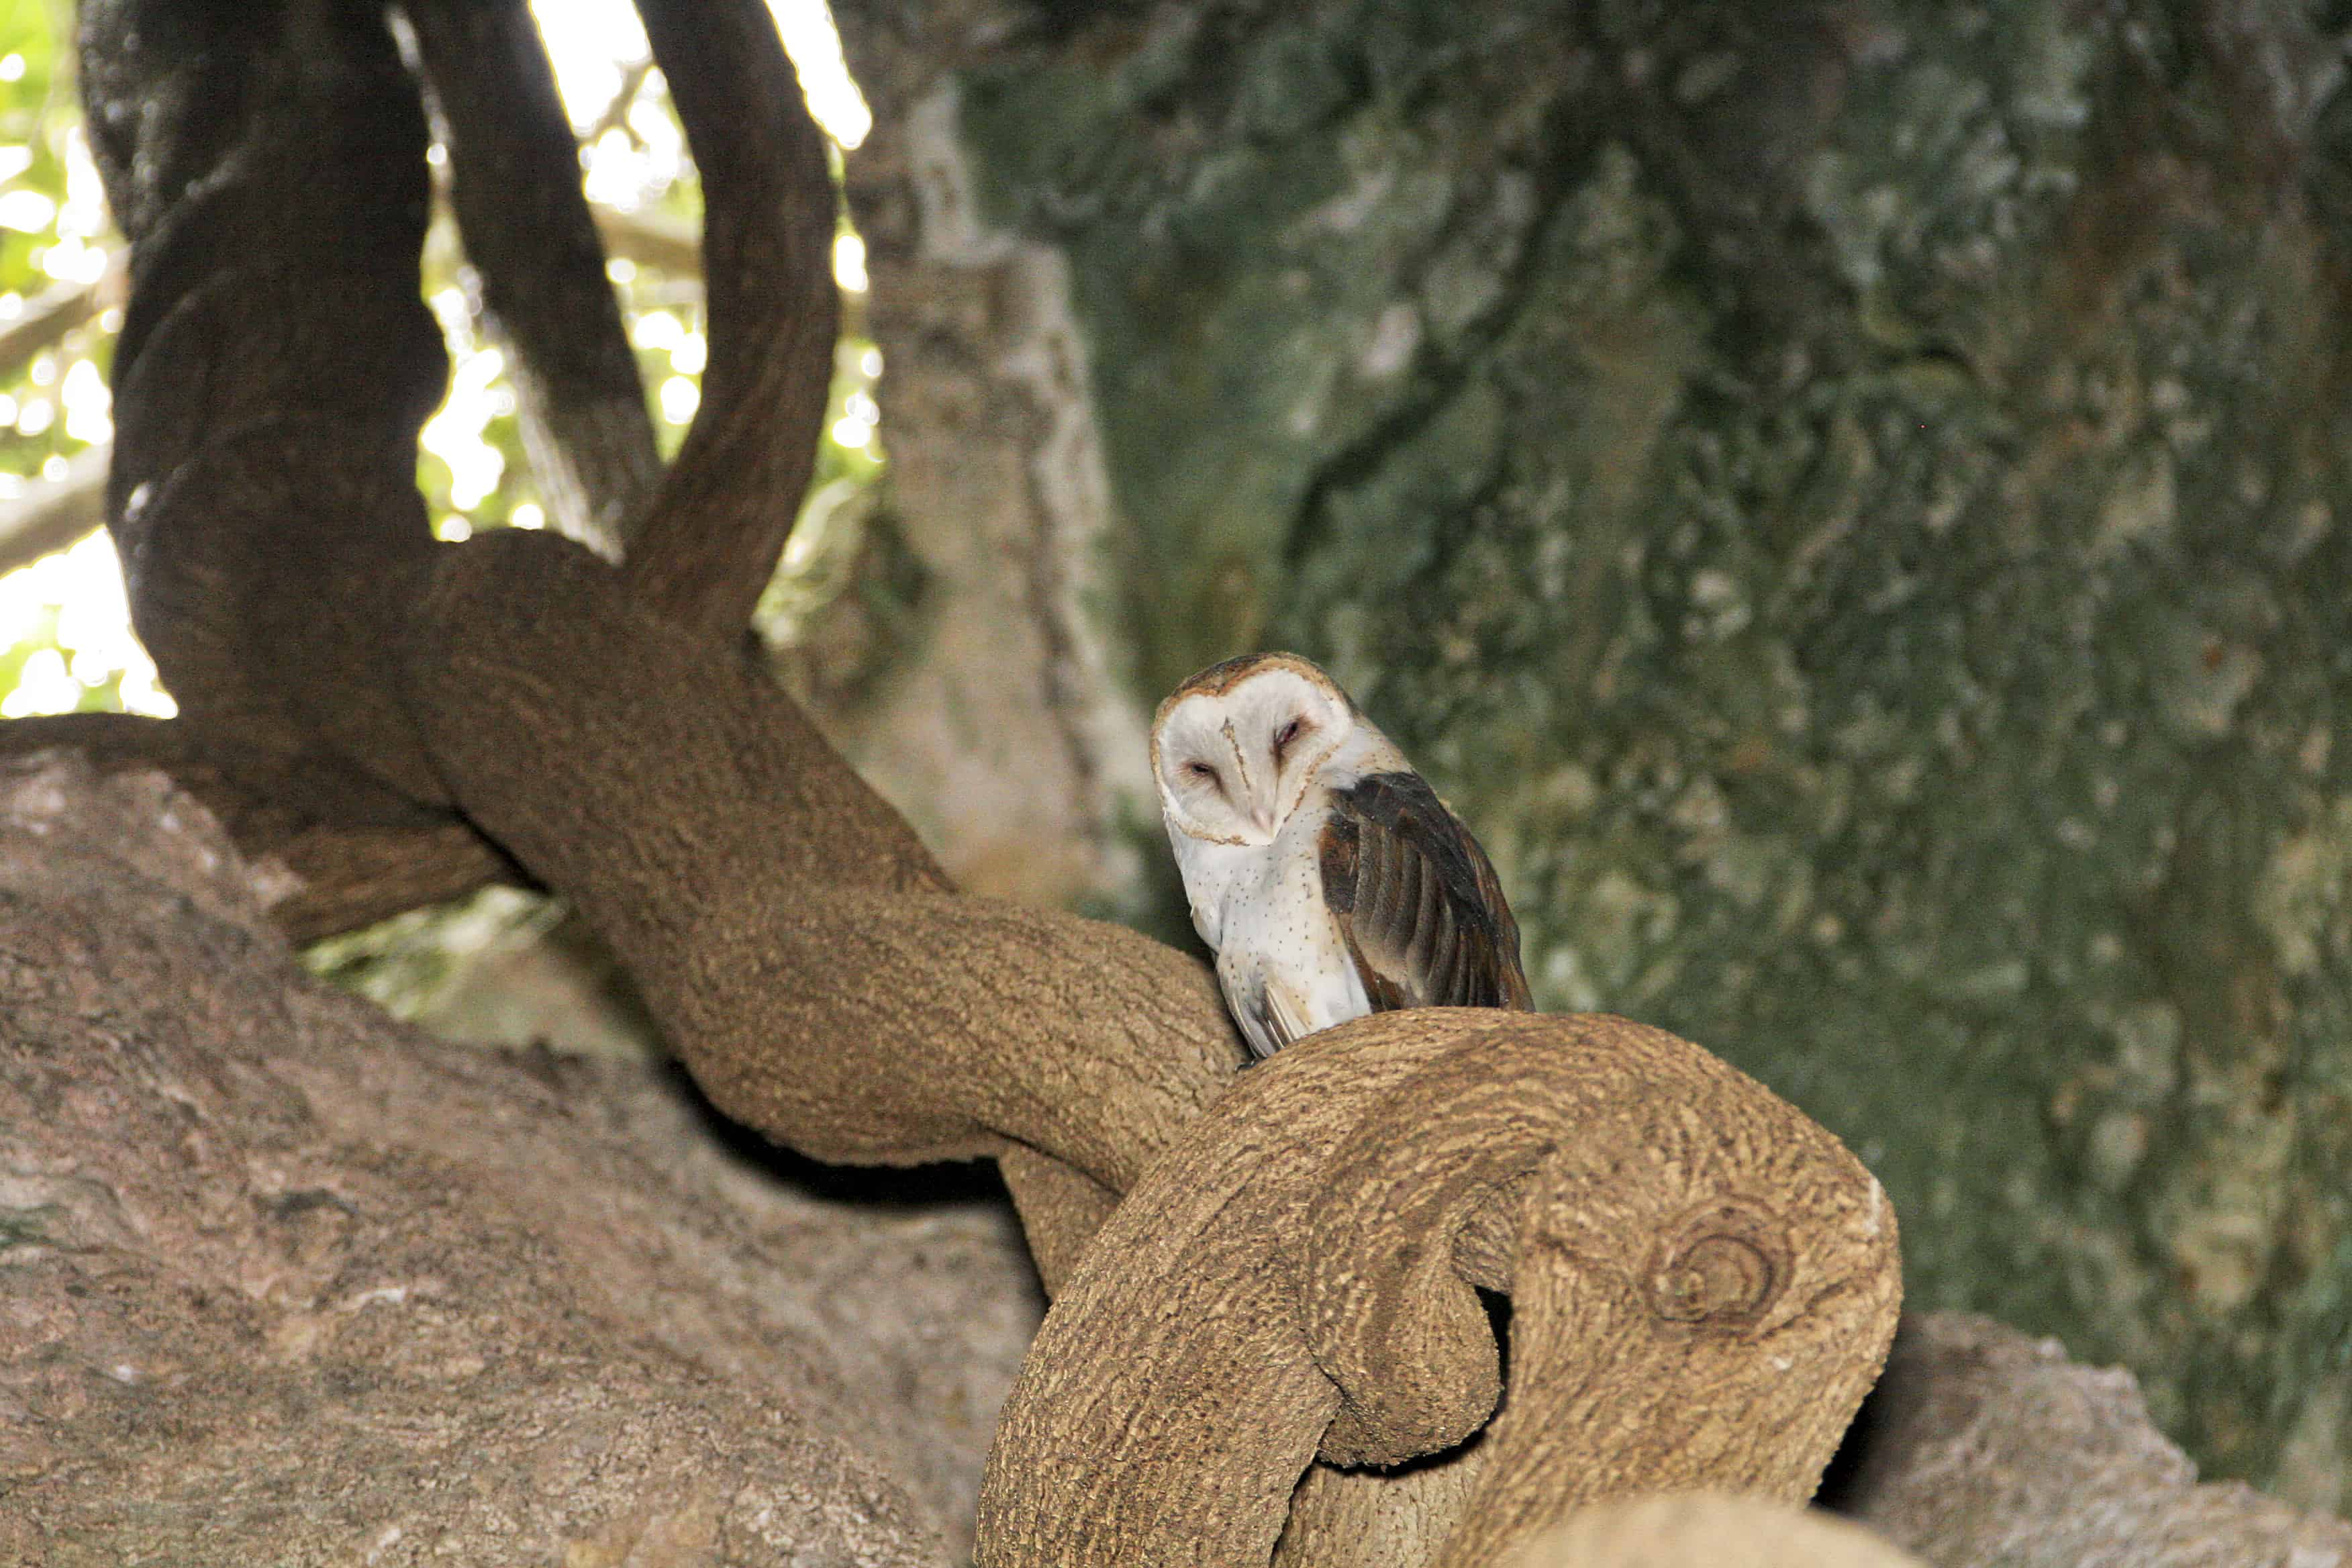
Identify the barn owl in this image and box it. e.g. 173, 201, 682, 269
1150, 652, 1532, 1058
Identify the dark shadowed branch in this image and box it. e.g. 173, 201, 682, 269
62, 0, 481, 895
401, 0, 659, 558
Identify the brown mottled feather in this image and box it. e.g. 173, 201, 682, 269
1316, 771, 1532, 1014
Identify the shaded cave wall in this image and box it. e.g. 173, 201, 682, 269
830, 0, 2352, 1498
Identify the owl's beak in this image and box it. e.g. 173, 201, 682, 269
1251, 803, 1275, 837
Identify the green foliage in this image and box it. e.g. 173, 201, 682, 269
0, 3, 154, 718
0, 1, 105, 477
304, 885, 566, 1019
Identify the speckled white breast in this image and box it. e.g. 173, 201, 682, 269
1183, 793, 1369, 1056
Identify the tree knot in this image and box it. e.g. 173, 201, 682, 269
1646, 1196, 1787, 1328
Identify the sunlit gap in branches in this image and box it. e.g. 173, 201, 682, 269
0, 0, 885, 744
0, 2, 157, 719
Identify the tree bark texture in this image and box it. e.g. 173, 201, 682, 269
7, 1, 1910, 1561
0, 756, 1034, 1567
4, 760, 2341, 1563
832, 0, 2352, 1495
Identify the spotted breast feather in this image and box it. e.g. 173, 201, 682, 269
1315, 771, 1532, 1014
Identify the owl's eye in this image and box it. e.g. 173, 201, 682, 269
1184, 761, 1223, 791
1272, 716, 1307, 762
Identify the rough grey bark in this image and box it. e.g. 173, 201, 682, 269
0, 754, 1040, 1565
1835, 1313, 2352, 1566
833, 0, 2352, 1496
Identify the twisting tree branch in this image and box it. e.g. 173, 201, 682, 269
977, 1012, 1900, 1565
61, 0, 1240, 1279
624, 0, 840, 646
77, 0, 452, 830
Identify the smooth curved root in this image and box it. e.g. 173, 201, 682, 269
978, 1012, 1901, 1567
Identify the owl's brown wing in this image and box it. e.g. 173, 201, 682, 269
1316, 771, 1532, 1014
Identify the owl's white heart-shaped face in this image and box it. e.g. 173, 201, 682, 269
1150, 654, 1355, 846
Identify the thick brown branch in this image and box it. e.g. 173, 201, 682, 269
624, 0, 838, 643
78, 0, 452, 830
403, 0, 659, 558
977, 1012, 1901, 1567
401, 530, 1242, 1210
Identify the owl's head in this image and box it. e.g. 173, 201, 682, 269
1150, 652, 1355, 845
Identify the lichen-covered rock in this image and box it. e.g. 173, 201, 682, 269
1833, 1313, 2352, 1567
834, 0, 2352, 1493
0, 755, 1041, 1566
